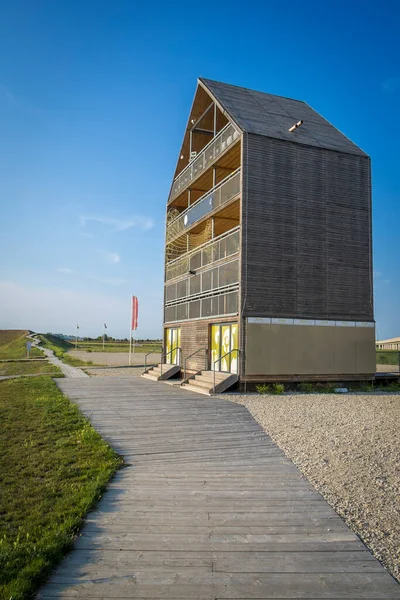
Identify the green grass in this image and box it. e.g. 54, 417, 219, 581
0, 361, 63, 377
0, 331, 43, 360
38, 335, 95, 367
376, 350, 400, 366
0, 376, 122, 600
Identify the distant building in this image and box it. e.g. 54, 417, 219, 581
159, 78, 375, 392
376, 337, 400, 350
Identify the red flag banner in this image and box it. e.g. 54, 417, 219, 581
131, 296, 138, 331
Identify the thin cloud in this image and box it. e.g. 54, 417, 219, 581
0, 83, 44, 116
56, 267, 126, 286
0, 84, 16, 103
56, 267, 76, 274
79, 215, 154, 232
107, 252, 120, 264
382, 76, 400, 93
88, 275, 128, 285
96, 249, 121, 264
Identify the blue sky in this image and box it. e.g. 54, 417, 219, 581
0, 0, 399, 339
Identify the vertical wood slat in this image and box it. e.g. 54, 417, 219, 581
241, 134, 373, 322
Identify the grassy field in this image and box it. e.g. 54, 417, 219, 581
376, 350, 400, 366
39, 335, 96, 366
0, 361, 63, 377
0, 376, 122, 600
74, 341, 162, 353
0, 331, 43, 360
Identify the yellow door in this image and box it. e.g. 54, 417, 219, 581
221, 325, 230, 372
211, 323, 238, 373
165, 328, 181, 365
230, 324, 238, 374
166, 328, 172, 364
211, 325, 220, 372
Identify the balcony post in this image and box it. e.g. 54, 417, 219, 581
214, 102, 217, 136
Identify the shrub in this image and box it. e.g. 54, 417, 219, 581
317, 383, 336, 394
298, 382, 314, 393
382, 382, 400, 392
256, 383, 285, 395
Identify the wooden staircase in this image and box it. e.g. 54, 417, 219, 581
142, 363, 180, 382
181, 370, 238, 395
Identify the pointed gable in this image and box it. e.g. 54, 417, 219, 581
200, 78, 367, 157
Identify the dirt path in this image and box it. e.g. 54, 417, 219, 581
68, 350, 161, 367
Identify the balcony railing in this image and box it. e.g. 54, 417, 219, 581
164, 289, 239, 323
165, 258, 239, 304
166, 170, 240, 244
165, 227, 240, 282
169, 123, 240, 202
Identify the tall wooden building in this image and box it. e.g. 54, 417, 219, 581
158, 78, 375, 392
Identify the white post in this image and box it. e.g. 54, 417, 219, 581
103, 325, 105, 350
76, 326, 78, 350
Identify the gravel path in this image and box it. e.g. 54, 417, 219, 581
377, 363, 400, 373
223, 391, 400, 583
41, 347, 88, 378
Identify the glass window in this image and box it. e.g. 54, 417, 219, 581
176, 303, 188, 321
202, 270, 212, 292
189, 274, 201, 296
201, 297, 212, 317
176, 279, 187, 299
189, 300, 200, 319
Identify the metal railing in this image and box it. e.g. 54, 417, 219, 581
165, 258, 239, 304
165, 227, 240, 282
213, 349, 240, 394
164, 288, 238, 324
169, 123, 240, 202
143, 347, 162, 374
161, 347, 182, 377
166, 170, 240, 244
183, 347, 208, 382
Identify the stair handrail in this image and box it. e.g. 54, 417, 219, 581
143, 347, 163, 374
183, 347, 208, 382
161, 346, 182, 378
213, 349, 240, 394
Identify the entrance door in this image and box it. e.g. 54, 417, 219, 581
211, 323, 238, 373
165, 327, 181, 365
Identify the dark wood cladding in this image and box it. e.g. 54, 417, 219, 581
241, 133, 373, 321
165, 316, 237, 372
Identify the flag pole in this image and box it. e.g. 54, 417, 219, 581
129, 296, 132, 366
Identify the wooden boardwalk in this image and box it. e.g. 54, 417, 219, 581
39, 377, 400, 599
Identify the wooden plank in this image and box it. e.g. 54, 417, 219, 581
38, 377, 400, 599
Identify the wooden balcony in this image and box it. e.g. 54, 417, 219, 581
168, 123, 240, 204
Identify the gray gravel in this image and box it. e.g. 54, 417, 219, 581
84, 366, 144, 377
223, 391, 400, 583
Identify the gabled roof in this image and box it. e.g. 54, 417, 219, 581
200, 78, 367, 157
